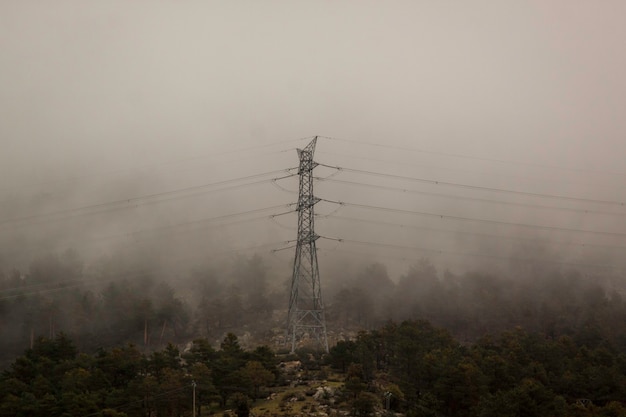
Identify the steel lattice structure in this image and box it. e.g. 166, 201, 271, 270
287, 137, 329, 353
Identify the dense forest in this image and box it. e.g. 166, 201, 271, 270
2, 321, 626, 416
4, 0, 626, 414
0, 332, 277, 417
3, 250, 626, 416
326, 320, 626, 416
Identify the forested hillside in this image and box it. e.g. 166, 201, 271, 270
2, 321, 626, 416
2, 250, 626, 369
327, 321, 626, 416
0, 333, 276, 417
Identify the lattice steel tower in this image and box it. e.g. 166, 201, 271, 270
287, 137, 329, 353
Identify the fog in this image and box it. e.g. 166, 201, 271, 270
1, 2, 626, 357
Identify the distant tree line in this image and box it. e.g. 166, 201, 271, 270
2, 249, 626, 373
0, 251, 276, 368
326, 260, 626, 350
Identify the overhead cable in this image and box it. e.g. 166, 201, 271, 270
317, 135, 626, 178
319, 238, 624, 271
317, 163, 625, 207
0, 240, 294, 300
318, 198, 626, 238
315, 177, 626, 217
317, 214, 626, 251
2, 136, 310, 195
0, 169, 297, 228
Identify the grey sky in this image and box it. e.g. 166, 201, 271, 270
1, 1, 626, 278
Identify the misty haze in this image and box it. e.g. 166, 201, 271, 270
2, 2, 626, 416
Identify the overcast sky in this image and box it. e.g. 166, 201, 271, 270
2, 1, 626, 279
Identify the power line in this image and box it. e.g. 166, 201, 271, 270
0, 270, 150, 300
97, 204, 296, 243
317, 214, 626, 251
318, 238, 624, 271
317, 164, 626, 207
319, 198, 626, 238
0, 266, 149, 295
269, 215, 297, 231
315, 149, 609, 192
317, 135, 626, 178
1, 137, 311, 196
0, 240, 294, 300
0, 169, 297, 228
316, 177, 626, 217
271, 242, 298, 252
0, 204, 297, 269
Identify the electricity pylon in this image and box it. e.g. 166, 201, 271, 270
287, 137, 329, 353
